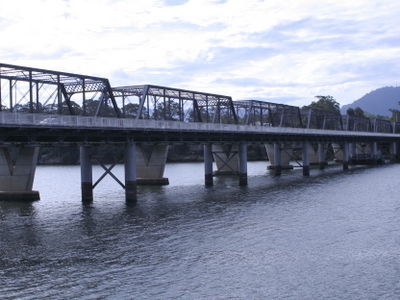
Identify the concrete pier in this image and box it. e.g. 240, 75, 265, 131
124, 143, 137, 203
204, 143, 214, 186
0, 146, 40, 201
390, 142, 397, 162
265, 143, 293, 173
273, 143, 282, 176
372, 142, 378, 163
349, 143, 356, 159
342, 142, 349, 170
238, 142, 248, 186
318, 143, 326, 169
302, 141, 310, 176
212, 143, 239, 175
136, 144, 169, 185
80, 146, 93, 202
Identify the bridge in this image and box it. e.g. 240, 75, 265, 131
0, 63, 399, 202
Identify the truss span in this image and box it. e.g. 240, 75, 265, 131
0, 63, 120, 117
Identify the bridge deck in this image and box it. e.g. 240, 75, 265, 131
0, 112, 398, 145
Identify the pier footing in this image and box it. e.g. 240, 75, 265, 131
0, 191, 40, 201
137, 178, 169, 185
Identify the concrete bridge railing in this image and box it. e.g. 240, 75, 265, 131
1, 112, 399, 139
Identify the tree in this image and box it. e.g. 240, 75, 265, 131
302, 95, 340, 112
354, 107, 365, 117
346, 108, 355, 116
348, 107, 365, 117
153, 101, 182, 121
123, 103, 141, 118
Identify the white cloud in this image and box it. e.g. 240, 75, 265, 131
1, 0, 400, 108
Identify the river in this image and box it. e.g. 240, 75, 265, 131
1, 162, 400, 299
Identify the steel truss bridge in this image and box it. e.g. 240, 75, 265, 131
0, 62, 398, 136
0, 63, 399, 202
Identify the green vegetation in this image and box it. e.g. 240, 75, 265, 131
302, 95, 340, 112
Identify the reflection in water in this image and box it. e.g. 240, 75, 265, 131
1, 163, 400, 299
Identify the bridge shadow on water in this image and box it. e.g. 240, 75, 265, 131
118, 162, 389, 220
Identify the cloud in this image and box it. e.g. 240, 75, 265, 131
163, 0, 190, 6
1, 0, 400, 107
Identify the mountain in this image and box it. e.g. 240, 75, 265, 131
341, 86, 400, 117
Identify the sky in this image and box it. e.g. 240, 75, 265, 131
1, 0, 400, 107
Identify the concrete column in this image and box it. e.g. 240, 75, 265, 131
318, 143, 326, 169
80, 146, 93, 202
0, 146, 40, 201
302, 141, 310, 176
308, 143, 319, 165
274, 143, 282, 176
212, 143, 239, 175
124, 143, 137, 203
372, 142, 378, 163
342, 142, 349, 170
136, 144, 169, 185
349, 143, 356, 159
238, 142, 248, 186
204, 143, 213, 186
390, 142, 397, 162
265, 143, 293, 170
332, 143, 343, 162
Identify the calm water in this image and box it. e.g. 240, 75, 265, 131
1, 161, 400, 299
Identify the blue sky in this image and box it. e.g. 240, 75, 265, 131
1, 0, 399, 107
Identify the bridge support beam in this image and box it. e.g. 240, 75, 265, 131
372, 142, 378, 164
332, 143, 343, 162
204, 143, 248, 185
265, 143, 293, 173
390, 142, 397, 162
238, 142, 248, 186
342, 142, 349, 170
0, 146, 40, 201
124, 143, 137, 203
136, 144, 169, 185
349, 143, 356, 160
204, 143, 213, 186
302, 141, 310, 176
318, 143, 326, 169
212, 143, 239, 176
80, 146, 93, 202
273, 143, 282, 176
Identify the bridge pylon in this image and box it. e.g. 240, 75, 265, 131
265, 143, 294, 174
0, 146, 40, 201
203, 142, 248, 186
136, 144, 169, 185
79, 143, 138, 203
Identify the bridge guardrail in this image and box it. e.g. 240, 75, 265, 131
0, 112, 399, 139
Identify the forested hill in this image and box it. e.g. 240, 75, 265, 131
341, 86, 400, 117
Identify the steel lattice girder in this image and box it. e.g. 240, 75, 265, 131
113, 84, 232, 102
372, 118, 392, 133
233, 100, 303, 127
112, 84, 238, 123
342, 115, 372, 131
300, 108, 344, 130
0, 63, 120, 116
